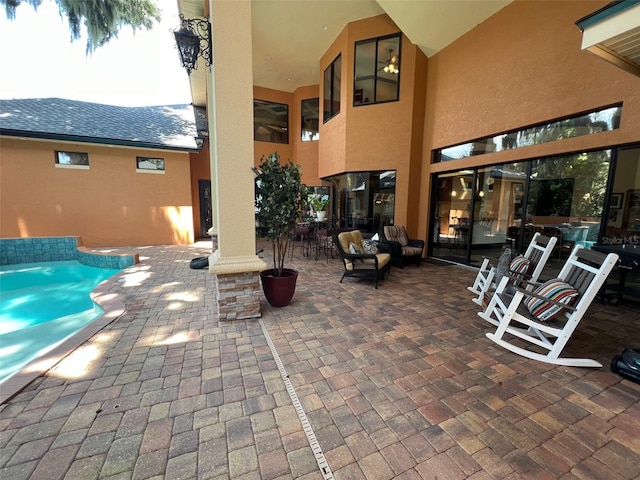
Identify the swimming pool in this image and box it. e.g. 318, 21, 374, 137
0, 260, 121, 384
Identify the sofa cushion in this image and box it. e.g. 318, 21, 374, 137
401, 245, 422, 256
384, 225, 409, 246
351, 230, 365, 249
338, 231, 355, 253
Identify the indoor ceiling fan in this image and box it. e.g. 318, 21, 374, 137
378, 49, 399, 74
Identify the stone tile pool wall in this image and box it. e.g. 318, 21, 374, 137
0, 237, 138, 268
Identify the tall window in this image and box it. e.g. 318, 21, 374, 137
301, 98, 319, 141
601, 145, 640, 245
254, 99, 289, 144
323, 54, 341, 122
354, 33, 401, 106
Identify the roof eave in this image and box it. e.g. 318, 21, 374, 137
0, 129, 201, 153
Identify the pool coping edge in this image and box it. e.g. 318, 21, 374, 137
0, 269, 129, 405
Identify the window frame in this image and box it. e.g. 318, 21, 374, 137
136, 156, 165, 174
435, 104, 622, 162
353, 33, 401, 106
301, 97, 319, 142
253, 99, 289, 144
323, 54, 342, 123
55, 150, 89, 169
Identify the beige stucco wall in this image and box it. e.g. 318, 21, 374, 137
0, 137, 194, 246
417, 0, 640, 244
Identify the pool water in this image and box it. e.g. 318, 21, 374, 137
0, 261, 121, 383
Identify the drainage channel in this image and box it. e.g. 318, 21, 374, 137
260, 319, 334, 480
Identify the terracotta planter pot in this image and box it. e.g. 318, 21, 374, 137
260, 268, 298, 307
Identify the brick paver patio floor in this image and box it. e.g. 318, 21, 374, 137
1, 239, 639, 479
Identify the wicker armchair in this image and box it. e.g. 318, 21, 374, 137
379, 225, 424, 268
333, 230, 391, 288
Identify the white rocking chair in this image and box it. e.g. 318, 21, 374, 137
482, 245, 619, 367
468, 233, 557, 307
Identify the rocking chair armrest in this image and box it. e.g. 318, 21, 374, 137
504, 269, 533, 287
512, 285, 578, 312
510, 277, 540, 288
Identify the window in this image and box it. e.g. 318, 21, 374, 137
325, 170, 395, 233
354, 33, 401, 106
55, 151, 89, 168
254, 99, 289, 144
430, 152, 611, 268
301, 98, 319, 141
435, 105, 622, 162
323, 54, 341, 122
136, 157, 165, 173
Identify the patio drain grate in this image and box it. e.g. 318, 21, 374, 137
260, 319, 334, 480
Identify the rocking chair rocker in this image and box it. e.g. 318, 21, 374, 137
481, 245, 619, 367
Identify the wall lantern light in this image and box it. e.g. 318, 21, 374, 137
174, 14, 212, 75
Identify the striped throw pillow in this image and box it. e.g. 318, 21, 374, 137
509, 255, 531, 278
525, 279, 579, 321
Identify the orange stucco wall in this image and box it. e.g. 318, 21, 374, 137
253, 86, 294, 169
318, 14, 429, 235
293, 85, 321, 187
417, 0, 640, 244
1, 138, 194, 246
252, 85, 322, 187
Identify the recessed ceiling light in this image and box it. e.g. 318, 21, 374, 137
322, 25, 328, 31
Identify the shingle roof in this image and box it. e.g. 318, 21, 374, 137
0, 98, 201, 151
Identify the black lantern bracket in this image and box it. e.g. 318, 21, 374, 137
174, 14, 212, 75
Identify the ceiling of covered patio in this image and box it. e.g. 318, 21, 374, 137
176, 0, 513, 107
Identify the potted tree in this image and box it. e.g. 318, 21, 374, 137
310, 195, 329, 221
253, 152, 307, 307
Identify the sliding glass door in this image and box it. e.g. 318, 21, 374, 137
469, 164, 527, 266
430, 151, 612, 268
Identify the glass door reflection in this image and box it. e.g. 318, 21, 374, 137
432, 171, 474, 263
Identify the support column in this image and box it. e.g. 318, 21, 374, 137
207, 0, 266, 320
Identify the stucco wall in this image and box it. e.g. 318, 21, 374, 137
293, 84, 321, 187
252, 85, 323, 188
418, 0, 640, 243
318, 14, 429, 234
253, 86, 294, 168
0, 138, 194, 246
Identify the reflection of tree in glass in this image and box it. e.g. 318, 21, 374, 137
527, 151, 610, 219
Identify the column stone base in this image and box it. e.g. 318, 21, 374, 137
209, 250, 267, 321
214, 271, 261, 320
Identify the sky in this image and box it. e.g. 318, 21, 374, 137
0, 0, 193, 107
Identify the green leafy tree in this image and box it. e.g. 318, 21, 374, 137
1, 0, 160, 53
253, 152, 306, 277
